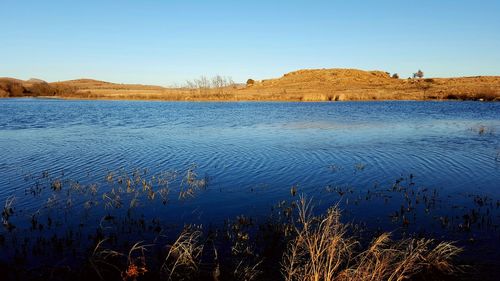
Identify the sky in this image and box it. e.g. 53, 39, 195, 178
1, 0, 499, 85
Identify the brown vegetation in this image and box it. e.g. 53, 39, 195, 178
282, 197, 462, 281
0, 77, 76, 98
3, 163, 492, 281
2, 68, 500, 101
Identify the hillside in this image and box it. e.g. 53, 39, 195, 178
239, 69, 500, 101
2, 69, 499, 101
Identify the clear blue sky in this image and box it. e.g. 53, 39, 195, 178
1, 0, 499, 85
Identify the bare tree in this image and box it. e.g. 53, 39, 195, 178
212, 75, 236, 93
185, 80, 197, 89
226, 77, 235, 88
185, 75, 236, 94
194, 76, 210, 93
212, 75, 224, 94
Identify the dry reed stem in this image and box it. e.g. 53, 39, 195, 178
162, 226, 204, 280
282, 196, 462, 281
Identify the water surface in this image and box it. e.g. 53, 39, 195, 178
0, 99, 499, 267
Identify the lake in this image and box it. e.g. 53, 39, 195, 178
0, 99, 499, 278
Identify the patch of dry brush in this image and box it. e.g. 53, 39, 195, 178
0, 166, 466, 281
282, 196, 462, 281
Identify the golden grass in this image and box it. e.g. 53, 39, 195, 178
3, 68, 499, 101
162, 226, 204, 280
179, 165, 208, 199
282, 196, 463, 281
282, 197, 355, 281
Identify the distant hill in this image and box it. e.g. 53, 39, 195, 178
26, 78, 46, 83
53, 78, 165, 90
1, 69, 499, 101
240, 68, 500, 101
0, 77, 73, 98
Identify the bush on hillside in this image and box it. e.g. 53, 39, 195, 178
413, 70, 424, 79
0, 80, 25, 97
29, 82, 55, 96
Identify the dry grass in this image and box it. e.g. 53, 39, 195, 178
89, 239, 125, 280
162, 226, 204, 280
233, 259, 263, 281
282, 196, 463, 281
342, 234, 462, 281
88, 240, 150, 281
0, 166, 469, 281
3, 68, 499, 101
1, 196, 16, 230
179, 165, 208, 199
282, 197, 355, 281
89, 227, 204, 281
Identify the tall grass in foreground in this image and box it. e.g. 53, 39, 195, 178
88, 196, 463, 281
282, 196, 462, 281
162, 226, 204, 280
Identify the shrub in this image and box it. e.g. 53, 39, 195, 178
0, 80, 26, 97
0, 89, 8, 97
445, 94, 461, 100
392, 73, 399, 79
51, 84, 77, 96
413, 70, 424, 79
29, 82, 55, 96
246, 79, 255, 86
474, 87, 499, 101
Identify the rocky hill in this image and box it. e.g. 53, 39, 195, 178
1, 69, 499, 101
239, 68, 500, 101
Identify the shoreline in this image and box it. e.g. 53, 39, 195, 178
1, 95, 495, 103
2, 69, 499, 102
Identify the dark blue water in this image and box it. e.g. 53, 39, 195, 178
0, 99, 499, 267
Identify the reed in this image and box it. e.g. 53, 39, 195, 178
0, 168, 479, 281
282, 196, 356, 281
162, 226, 204, 280
281, 196, 462, 281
